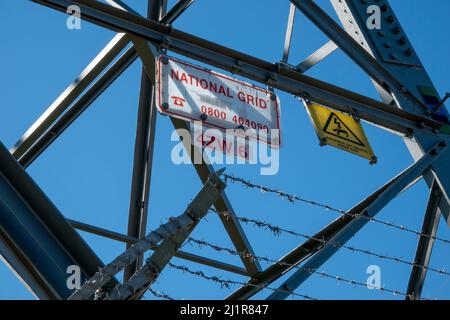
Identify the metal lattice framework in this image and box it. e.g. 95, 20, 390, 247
1, 0, 449, 300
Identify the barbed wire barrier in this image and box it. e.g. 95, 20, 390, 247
223, 173, 450, 245
186, 237, 434, 300
147, 287, 176, 300
68, 172, 447, 300
168, 262, 318, 300
210, 209, 449, 278
69, 172, 225, 300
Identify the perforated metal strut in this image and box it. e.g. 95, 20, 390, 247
69, 170, 225, 300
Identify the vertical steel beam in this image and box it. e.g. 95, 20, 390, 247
282, 3, 296, 63
406, 180, 442, 300
123, 0, 166, 281
160, 0, 195, 25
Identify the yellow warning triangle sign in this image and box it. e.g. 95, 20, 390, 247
304, 101, 377, 164
323, 112, 365, 147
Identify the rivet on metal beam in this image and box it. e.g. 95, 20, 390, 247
392, 26, 401, 34
404, 48, 413, 56
161, 36, 172, 48
267, 72, 278, 85
417, 121, 426, 129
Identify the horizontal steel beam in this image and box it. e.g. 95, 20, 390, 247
31, 0, 448, 137
122, 0, 164, 282
0, 141, 113, 299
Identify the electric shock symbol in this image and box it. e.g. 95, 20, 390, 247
331, 117, 349, 138
323, 112, 365, 147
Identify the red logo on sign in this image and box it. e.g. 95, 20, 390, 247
171, 96, 186, 107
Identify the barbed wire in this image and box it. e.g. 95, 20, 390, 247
210, 209, 450, 278
146, 287, 175, 300
223, 173, 450, 245
168, 262, 318, 300
186, 237, 427, 300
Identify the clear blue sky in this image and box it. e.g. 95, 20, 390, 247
0, 0, 449, 300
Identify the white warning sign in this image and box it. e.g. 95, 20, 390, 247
155, 55, 281, 147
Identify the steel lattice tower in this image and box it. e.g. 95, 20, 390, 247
0, 0, 449, 300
